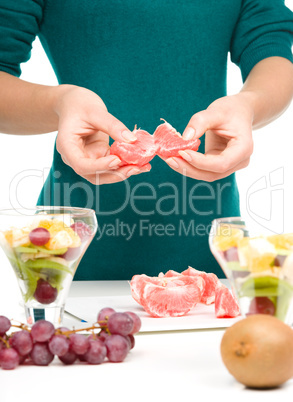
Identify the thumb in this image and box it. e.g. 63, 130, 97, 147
182, 109, 222, 140
89, 108, 137, 143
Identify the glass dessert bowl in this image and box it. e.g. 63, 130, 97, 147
209, 217, 293, 325
0, 207, 97, 326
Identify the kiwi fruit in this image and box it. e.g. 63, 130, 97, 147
220, 314, 293, 388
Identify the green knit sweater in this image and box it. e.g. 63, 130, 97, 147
0, 0, 292, 279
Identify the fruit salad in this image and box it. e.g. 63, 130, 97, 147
0, 217, 92, 307
212, 224, 293, 324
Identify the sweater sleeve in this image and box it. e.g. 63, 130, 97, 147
0, 0, 44, 77
230, 0, 293, 82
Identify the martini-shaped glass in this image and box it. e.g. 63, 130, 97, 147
209, 217, 293, 325
0, 207, 97, 326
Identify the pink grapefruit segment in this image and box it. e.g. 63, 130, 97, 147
182, 267, 219, 305
130, 268, 241, 319
130, 274, 161, 305
140, 276, 205, 318
110, 129, 156, 167
154, 121, 200, 158
162, 269, 181, 277
110, 120, 200, 167
215, 283, 240, 318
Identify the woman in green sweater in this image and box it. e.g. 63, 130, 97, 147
0, 0, 292, 279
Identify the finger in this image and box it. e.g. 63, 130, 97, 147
87, 109, 137, 143
84, 130, 109, 145
59, 140, 122, 175
83, 164, 151, 184
165, 156, 250, 182
85, 140, 110, 159
182, 109, 224, 140
60, 143, 118, 170
178, 139, 252, 173
83, 164, 152, 185
60, 153, 70, 166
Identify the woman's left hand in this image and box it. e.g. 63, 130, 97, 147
164, 94, 254, 182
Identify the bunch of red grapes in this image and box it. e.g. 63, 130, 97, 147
0, 307, 141, 370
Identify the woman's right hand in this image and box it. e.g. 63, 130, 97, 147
55, 85, 151, 185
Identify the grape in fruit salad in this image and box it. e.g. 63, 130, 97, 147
0, 307, 140, 370
213, 228, 293, 323
0, 218, 93, 307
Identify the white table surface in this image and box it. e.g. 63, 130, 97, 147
0, 248, 292, 402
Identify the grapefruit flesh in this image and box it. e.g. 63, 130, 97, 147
110, 129, 156, 167
182, 267, 219, 305
162, 270, 181, 277
140, 275, 205, 318
110, 120, 201, 166
130, 274, 161, 305
154, 121, 200, 158
130, 269, 240, 319
215, 283, 240, 318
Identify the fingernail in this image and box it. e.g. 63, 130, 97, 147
183, 127, 195, 140
121, 130, 137, 142
108, 157, 121, 167
166, 158, 179, 169
127, 167, 140, 176
178, 150, 192, 162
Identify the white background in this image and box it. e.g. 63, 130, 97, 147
0, 0, 292, 235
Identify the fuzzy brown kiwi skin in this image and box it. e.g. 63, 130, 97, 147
220, 314, 293, 389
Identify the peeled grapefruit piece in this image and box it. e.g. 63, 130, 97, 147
110, 129, 156, 167
140, 275, 205, 318
215, 283, 240, 318
182, 267, 219, 305
130, 274, 161, 305
161, 270, 181, 277
153, 120, 200, 158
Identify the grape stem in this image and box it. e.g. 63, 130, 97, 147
56, 321, 108, 336
11, 323, 30, 331
9, 320, 110, 337
0, 336, 10, 348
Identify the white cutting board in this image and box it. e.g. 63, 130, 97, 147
65, 295, 242, 332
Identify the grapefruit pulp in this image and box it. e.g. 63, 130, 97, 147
182, 266, 219, 305
130, 274, 205, 317
140, 275, 205, 318
110, 129, 156, 167
130, 268, 241, 319
110, 120, 201, 167
130, 274, 161, 305
154, 121, 200, 158
161, 269, 181, 277
215, 283, 240, 318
